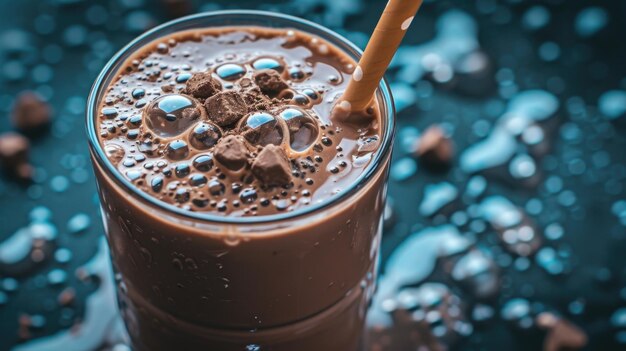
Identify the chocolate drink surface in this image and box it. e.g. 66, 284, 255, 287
89, 18, 392, 351
97, 26, 382, 216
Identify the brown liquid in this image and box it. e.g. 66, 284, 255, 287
96, 27, 381, 216
90, 25, 390, 351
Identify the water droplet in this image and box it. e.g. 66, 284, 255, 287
535, 247, 567, 275
611, 308, 626, 328
522, 6, 551, 31
575, 6, 608, 37
509, 154, 536, 179
451, 249, 500, 299
47, 269, 67, 285
419, 182, 458, 217
598, 90, 626, 120
390, 157, 417, 181
67, 213, 91, 234
30, 206, 52, 223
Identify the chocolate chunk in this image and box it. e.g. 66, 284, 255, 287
0, 132, 32, 180
242, 87, 273, 112
414, 125, 455, 170
254, 70, 289, 97
184, 72, 222, 99
204, 91, 247, 127
214, 135, 248, 171
11, 92, 51, 133
252, 145, 292, 186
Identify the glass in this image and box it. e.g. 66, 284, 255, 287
87, 10, 395, 351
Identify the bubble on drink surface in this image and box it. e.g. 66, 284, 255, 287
216, 63, 246, 81
252, 57, 284, 72
189, 173, 208, 186
176, 72, 192, 83
291, 94, 310, 106
189, 121, 222, 150
302, 88, 320, 102
166, 139, 189, 160
131, 88, 145, 99
144, 94, 202, 137
151, 176, 164, 193
239, 112, 284, 146
288, 67, 305, 81
279, 108, 319, 151
126, 170, 142, 181
104, 144, 125, 165
208, 178, 225, 195
175, 188, 190, 203
240, 188, 258, 204
127, 114, 142, 128
356, 135, 379, 154
192, 154, 214, 172
175, 163, 191, 177
102, 107, 118, 119
192, 198, 209, 208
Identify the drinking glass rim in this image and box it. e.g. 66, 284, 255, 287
86, 9, 396, 225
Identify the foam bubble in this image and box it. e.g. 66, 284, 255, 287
239, 112, 285, 147
144, 94, 202, 137
189, 122, 222, 150
280, 108, 319, 152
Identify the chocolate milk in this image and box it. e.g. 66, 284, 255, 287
89, 21, 392, 351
